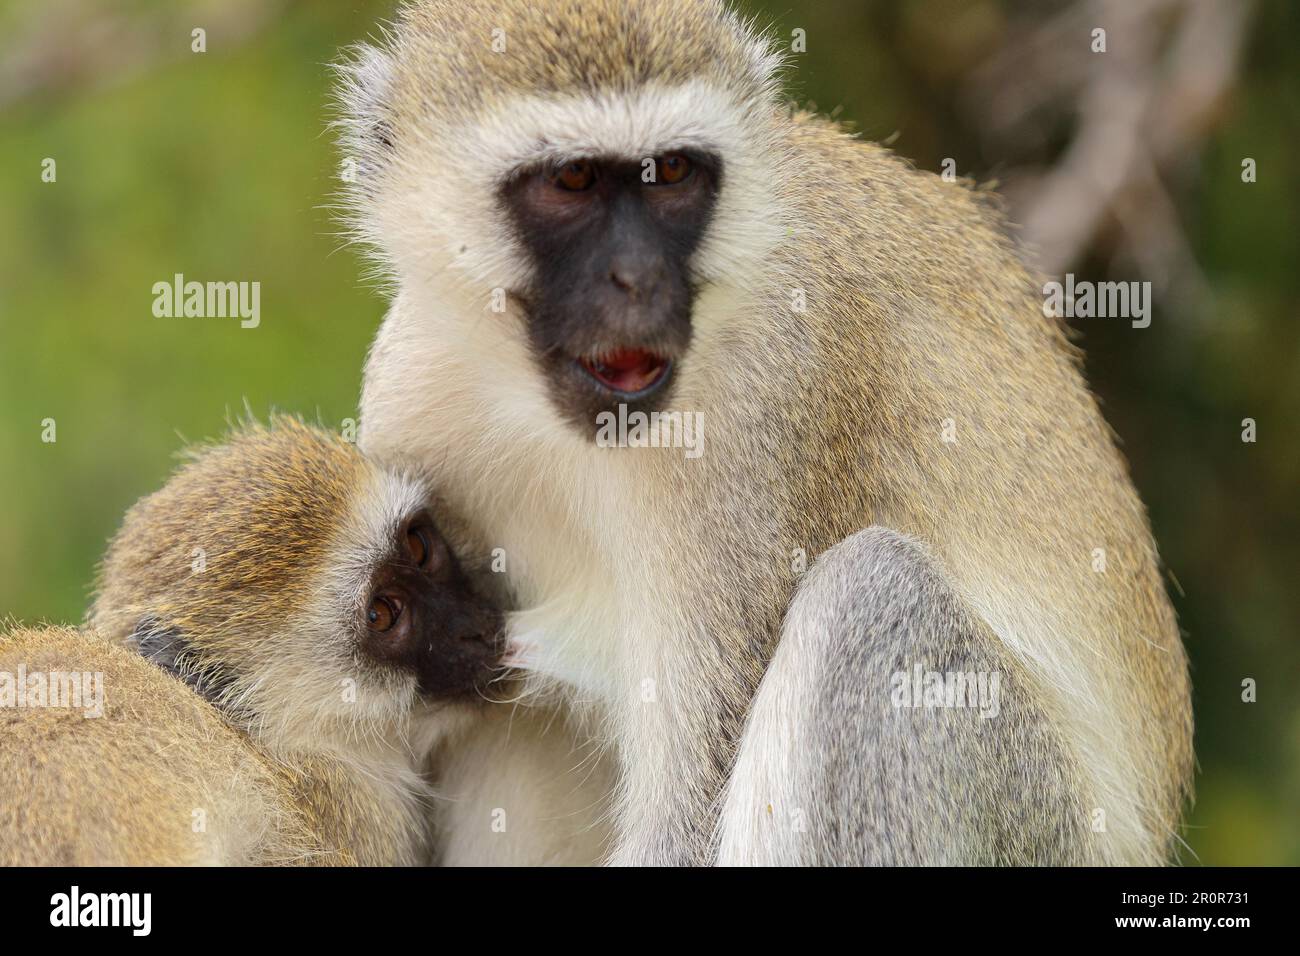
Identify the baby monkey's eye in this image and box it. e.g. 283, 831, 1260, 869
367, 594, 403, 632
406, 524, 431, 567
550, 159, 596, 191
654, 154, 693, 185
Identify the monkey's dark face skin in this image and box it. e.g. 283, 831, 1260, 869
501, 151, 722, 433
360, 511, 504, 700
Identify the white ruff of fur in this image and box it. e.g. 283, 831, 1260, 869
342, 78, 788, 303
356, 82, 786, 708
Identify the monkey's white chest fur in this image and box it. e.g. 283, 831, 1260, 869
359, 294, 693, 708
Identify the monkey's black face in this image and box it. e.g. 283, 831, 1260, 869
501, 151, 721, 431
360, 512, 504, 701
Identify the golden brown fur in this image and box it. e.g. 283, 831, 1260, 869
0, 420, 489, 865
374, 0, 771, 117
771, 114, 1193, 843
0, 626, 322, 865
88, 417, 362, 655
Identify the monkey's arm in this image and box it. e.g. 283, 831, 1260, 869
714, 527, 1091, 866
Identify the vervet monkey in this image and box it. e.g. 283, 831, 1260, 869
0, 419, 504, 865
338, 0, 1193, 864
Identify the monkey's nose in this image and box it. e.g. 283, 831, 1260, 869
609, 267, 641, 299
608, 260, 664, 300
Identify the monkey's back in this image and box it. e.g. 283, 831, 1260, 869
761, 113, 1193, 862
0, 626, 318, 865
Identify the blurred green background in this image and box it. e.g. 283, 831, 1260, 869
1, 0, 1295, 864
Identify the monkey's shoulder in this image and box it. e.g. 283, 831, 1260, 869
0, 625, 305, 865
781, 111, 1024, 269
1, 624, 232, 731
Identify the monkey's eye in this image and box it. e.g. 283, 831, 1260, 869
366, 595, 403, 633
550, 159, 596, 191
406, 525, 430, 567
654, 154, 693, 185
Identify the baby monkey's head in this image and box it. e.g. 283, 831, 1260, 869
89, 418, 503, 749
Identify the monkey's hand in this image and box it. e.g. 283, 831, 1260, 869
500, 628, 541, 670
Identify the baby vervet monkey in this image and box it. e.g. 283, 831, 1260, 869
0, 419, 506, 865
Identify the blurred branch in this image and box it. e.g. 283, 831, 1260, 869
963, 0, 1253, 308
0, 0, 290, 113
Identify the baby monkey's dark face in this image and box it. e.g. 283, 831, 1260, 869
359, 512, 504, 700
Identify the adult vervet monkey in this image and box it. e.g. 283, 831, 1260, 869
338, 0, 1193, 864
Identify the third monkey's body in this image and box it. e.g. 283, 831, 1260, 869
0, 626, 431, 865
347, 0, 1192, 865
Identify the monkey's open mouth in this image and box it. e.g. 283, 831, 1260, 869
576, 349, 672, 397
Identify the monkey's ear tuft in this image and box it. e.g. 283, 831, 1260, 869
332, 43, 398, 156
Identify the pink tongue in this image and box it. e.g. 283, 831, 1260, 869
584, 349, 666, 393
